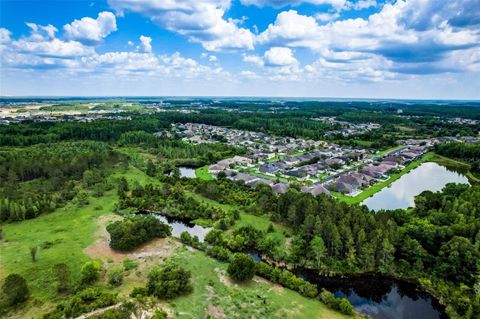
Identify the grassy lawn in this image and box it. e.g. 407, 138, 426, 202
333, 152, 435, 205
376, 144, 407, 157
245, 168, 290, 183
112, 164, 161, 186
0, 191, 117, 302
170, 247, 353, 319
195, 165, 214, 180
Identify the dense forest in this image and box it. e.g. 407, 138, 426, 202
0, 141, 121, 221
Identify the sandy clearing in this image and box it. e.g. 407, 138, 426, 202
84, 214, 180, 264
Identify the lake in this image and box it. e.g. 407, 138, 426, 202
152, 214, 212, 242
362, 162, 469, 211
250, 250, 447, 319
178, 167, 196, 178
299, 272, 447, 319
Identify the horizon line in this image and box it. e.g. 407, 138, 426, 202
1, 95, 480, 102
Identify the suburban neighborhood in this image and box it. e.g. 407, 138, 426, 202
173, 122, 474, 200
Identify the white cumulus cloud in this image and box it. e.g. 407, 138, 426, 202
264, 47, 298, 66
257, 1, 480, 76
64, 11, 117, 44
139, 35, 152, 53
108, 0, 254, 51
240, 0, 348, 10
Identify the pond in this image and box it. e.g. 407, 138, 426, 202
300, 272, 447, 319
249, 250, 447, 319
151, 214, 212, 242
362, 162, 469, 211
178, 167, 196, 178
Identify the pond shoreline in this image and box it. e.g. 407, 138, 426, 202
250, 250, 448, 319
362, 160, 469, 211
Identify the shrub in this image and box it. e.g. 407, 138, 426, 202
107, 215, 171, 251
319, 289, 336, 306
227, 253, 256, 282
1, 274, 29, 306
151, 309, 168, 319
108, 267, 123, 287
90, 302, 136, 319
180, 231, 192, 245
129, 287, 148, 298
207, 246, 232, 262
147, 262, 192, 299
204, 229, 224, 246
80, 261, 102, 285
52, 263, 71, 293
335, 298, 355, 315
42, 288, 117, 319
319, 289, 354, 315
123, 259, 138, 271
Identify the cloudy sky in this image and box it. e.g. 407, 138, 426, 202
1, 0, 479, 99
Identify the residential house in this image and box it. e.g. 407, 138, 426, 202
301, 185, 331, 197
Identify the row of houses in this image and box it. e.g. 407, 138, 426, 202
220, 170, 331, 197
176, 123, 325, 155
327, 147, 426, 194
258, 148, 368, 179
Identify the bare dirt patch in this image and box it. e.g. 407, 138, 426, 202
205, 304, 226, 319
253, 276, 284, 293
214, 267, 234, 287
84, 214, 180, 264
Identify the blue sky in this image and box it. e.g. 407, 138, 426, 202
0, 0, 479, 99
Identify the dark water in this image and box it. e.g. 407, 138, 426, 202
249, 250, 446, 319
299, 272, 447, 319
363, 162, 469, 211
151, 214, 211, 242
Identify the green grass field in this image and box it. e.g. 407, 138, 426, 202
170, 247, 353, 319
195, 165, 214, 180
0, 191, 117, 305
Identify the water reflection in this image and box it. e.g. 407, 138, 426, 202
301, 272, 447, 319
152, 214, 211, 242
178, 167, 196, 178
363, 162, 469, 211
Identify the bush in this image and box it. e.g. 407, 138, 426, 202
80, 261, 102, 285
207, 246, 232, 262
53, 263, 71, 293
319, 289, 336, 306
147, 262, 192, 299
1, 274, 29, 306
108, 267, 123, 287
107, 215, 171, 251
123, 259, 138, 271
180, 231, 192, 245
335, 298, 355, 315
90, 302, 136, 319
204, 229, 224, 246
42, 287, 117, 319
227, 253, 256, 282
151, 309, 168, 319
129, 287, 148, 298
319, 289, 354, 315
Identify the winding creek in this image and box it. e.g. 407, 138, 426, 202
362, 162, 469, 211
